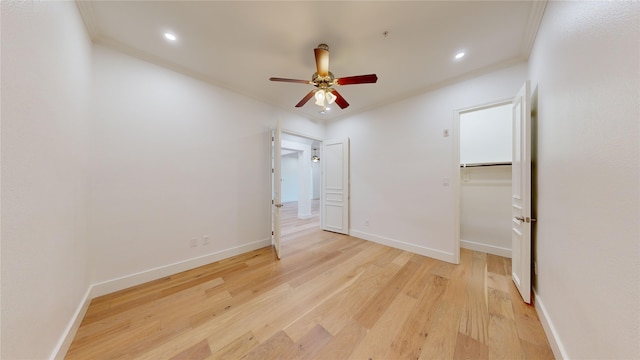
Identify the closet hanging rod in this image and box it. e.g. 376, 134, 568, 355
460, 162, 512, 168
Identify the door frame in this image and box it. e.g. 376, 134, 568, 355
271, 128, 323, 245
453, 98, 513, 265
281, 130, 323, 214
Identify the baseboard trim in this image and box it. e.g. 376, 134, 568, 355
350, 230, 456, 264
50, 287, 92, 360
534, 289, 567, 360
460, 239, 511, 258
92, 238, 271, 297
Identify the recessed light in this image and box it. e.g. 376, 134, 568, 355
455, 51, 465, 60
164, 32, 177, 41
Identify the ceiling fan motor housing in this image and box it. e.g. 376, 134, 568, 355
312, 71, 335, 89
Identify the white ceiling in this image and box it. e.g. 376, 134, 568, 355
77, 1, 546, 122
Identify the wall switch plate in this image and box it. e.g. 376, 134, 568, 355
190, 238, 198, 248
203, 236, 209, 245
443, 177, 450, 186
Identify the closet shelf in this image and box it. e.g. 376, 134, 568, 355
460, 162, 512, 168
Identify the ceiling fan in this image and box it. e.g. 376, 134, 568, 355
269, 44, 378, 110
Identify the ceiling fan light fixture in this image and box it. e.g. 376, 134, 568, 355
325, 91, 337, 104
314, 91, 325, 106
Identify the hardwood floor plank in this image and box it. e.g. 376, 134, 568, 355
169, 339, 211, 360
243, 331, 296, 360
386, 274, 448, 359
488, 287, 515, 321
418, 250, 473, 359
508, 278, 552, 349
403, 255, 439, 299
488, 314, 524, 359
354, 258, 421, 329
453, 332, 489, 360
521, 339, 555, 360
349, 293, 418, 359
458, 251, 490, 344
209, 331, 258, 360
310, 319, 367, 360
284, 323, 333, 359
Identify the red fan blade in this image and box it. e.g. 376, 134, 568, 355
270, 77, 311, 84
330, 90, 349, 109
336, 74, 378, 85
295, 90, 317, 108
314, 46, 329, 77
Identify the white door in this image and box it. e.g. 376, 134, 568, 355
511, 81, 532, 303
321, 138, 350, 234
271, 125, 282, 259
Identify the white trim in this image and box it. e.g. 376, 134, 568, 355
281, 129, 322, 142
75, 1, 100, 40
350, 230, 457, 264
521, 0, 548, 57
50, 287, 92, 360
91, 238, 271, 297
460, 239, 511, 258
534, 289, 567, 360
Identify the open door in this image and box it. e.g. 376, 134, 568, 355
271, 125, 282, 259
511, 81, 533, 303
321, 138, 349, 234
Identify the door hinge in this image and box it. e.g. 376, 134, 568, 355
272, 168, 274, 173
272, 199, 274, 204
272, 231, 274, 236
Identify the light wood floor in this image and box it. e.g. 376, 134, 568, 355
280, 200, 320, 238
66, 212, 553, 359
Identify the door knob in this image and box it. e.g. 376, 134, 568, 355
515, 216, 525, 222
274, 203, 284, 208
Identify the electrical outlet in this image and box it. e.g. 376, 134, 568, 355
443, 129, 450, 137
203, 235, 209, 245
190, 238, 198, 248
365, 219, 370, 227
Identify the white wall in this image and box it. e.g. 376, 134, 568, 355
281, 153, 299, 202
326, 63, 527, 262
460, 104, 511, 164
312, 156, 321, 200
89, 45, 323, 292
460, 166, 512, 257
1, 2, 93, 359
528, 1, 639, 358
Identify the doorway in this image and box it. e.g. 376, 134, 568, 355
280, 132, 322, 239
456, 101, 513, 258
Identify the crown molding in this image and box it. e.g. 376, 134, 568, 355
521, 0, 548, 58
75, 1, 100, 41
